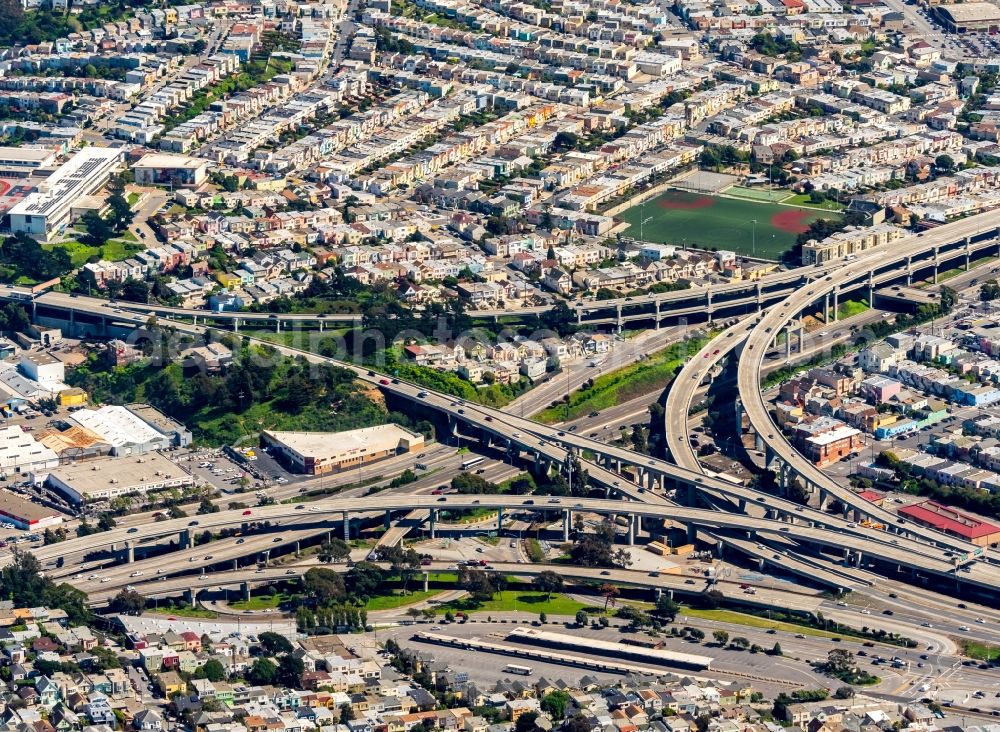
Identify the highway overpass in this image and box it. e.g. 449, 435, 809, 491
737, 213, 1000, 565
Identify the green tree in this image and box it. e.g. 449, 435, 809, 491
81, 210, 114, 246
108, 589, 145, 615
515, 712, 541, 732
277, 654, 304, 687
202, 659, 226, 682
834, 686, 855, 699
95, 188, 126, 235
599, 583, 619, 613
247, 657, 277, 685
712, 630, 729, 646
575, 610, 588, 626
340, 703, 355, 722
318, 538, 351, 563
303, 567, 347, 604
980, 279, 1000, 301
541, 690, 572, 720
935, 154, 956, 173
257, 631, 293, 656
532, 570, 563, 599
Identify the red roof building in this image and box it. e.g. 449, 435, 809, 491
856, 490, 886, 506
898, 500, 1000, 547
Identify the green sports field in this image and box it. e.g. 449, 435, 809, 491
618, 189, 840, 261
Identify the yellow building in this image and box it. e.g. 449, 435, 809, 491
58, 388, 88, 407
214, 272, 242, 288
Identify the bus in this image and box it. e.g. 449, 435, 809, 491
460, 457, 485, 471
503, 664, 533, 676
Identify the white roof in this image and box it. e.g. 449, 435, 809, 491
69, 406, 165, 447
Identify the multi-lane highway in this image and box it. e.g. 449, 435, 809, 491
737, 213, 1000, 566
9, 212, 1000, 608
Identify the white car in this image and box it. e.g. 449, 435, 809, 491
100, 578, 110, 583
130, 571, 143, 577
959, 625, 970, 631
976, 617, 986, 624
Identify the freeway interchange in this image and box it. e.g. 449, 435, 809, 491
9, 209, 1000, 617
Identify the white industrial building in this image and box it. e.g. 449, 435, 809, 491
19, 352, 65, 386
0, 425, 59, 476
262, 424, 425, 475
7, 147, 123, 241
68, 405, 174, 455
132, 153, 209, 187
43, 452, 193, 504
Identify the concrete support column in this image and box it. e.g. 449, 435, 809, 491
854, 551, 863, 567
616, 305, 622, 334
563, 509, 571, 542
384, 510, 391, 530
627, 514, 635, 546
755, 431, 764, 452
818, 489, 828, 512
125, 543, 134, 563
276, 320, 282, 333
423, 572, 430, 592
185, 588, 194, 605
179, 529, 190, 549
824, 292, 830, 323
232, 559, 238, 571
906, 256, 912, 285
241, 582, 250, 602
234, 319, 240, 333
832, 288, 839, 322
785, 327, 792, 359
686, 523, 696, 544
497, 507, 504, 533
654, 301, 660, 329
342, 511, 350, 541
429, 509, 437, 539
294, 541, 300, 557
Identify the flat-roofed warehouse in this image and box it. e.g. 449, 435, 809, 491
935, 2, 1000, 32
41, 452, 194, 504
132, 153, 209, 187
262, 424, 425, 475
0, 490, 65, 530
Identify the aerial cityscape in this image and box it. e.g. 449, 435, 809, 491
6, 0, 1000, 728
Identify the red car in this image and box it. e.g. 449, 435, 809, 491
379, 378, 390, 385
242, 510, 252, 516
